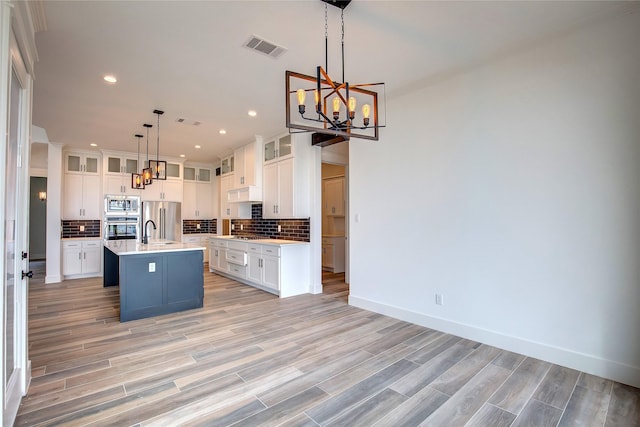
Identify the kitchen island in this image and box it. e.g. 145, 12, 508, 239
104, 240, 205, 322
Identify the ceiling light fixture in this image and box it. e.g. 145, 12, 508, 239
195, 145, 201, 149
219, 129, 227, 135
131, 134, 145, 189
150, 109, 167, 180
142, 123, 153, 185
103, 75, 117, 83
285, 0, 385, 147
248, 110, 257, 117
90, 143, 98, 147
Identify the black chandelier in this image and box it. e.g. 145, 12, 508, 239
286, 0, 385, 146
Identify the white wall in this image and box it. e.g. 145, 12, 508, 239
349, 10, 640, 387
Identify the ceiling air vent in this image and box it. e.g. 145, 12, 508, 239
175, 117, 202, 126
243, 35, 287, 59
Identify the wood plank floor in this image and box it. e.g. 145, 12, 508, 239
17, 262, 640, 426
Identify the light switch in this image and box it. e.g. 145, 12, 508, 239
149, 262, 156, 272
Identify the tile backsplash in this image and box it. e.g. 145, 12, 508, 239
61, 220, 101, 238
183, 219, 216, 234
231, 204, 310, 242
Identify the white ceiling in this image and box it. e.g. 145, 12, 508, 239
32, 0, 634, 163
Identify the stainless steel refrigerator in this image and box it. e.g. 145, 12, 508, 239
140, 201, 182, 242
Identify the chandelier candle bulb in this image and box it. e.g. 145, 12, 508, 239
362, 104, 370, 126
297, 89, 306, 114
332, 96, 341, 120
348, 96, 356, 120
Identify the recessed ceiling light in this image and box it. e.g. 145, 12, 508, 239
103, 75, 117, 83
248, 110, 257, 117
90, 143, 98, 147
219, 129, 227, 135
195, 145, 201, 149
179, 154, 185, 158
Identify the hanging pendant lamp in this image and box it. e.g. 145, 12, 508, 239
285, 0, 386, 146
142, 123, 153, 185
131, 134, 145, 189
149, 109, 167, 180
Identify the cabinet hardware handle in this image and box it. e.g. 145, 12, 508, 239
78, 253, 82, 260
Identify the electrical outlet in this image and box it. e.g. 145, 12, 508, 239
277, 224, 282, 233
231, 224, 235, 230
79, 225, 85, 232
240, 224, 244, 231
149, 262, 156, 273
196, 223, 201, 229
435, 294, 444, 306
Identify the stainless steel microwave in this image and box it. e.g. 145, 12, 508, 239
104, 195, 140, 216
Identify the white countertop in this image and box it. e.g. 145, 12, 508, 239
104, 239, 206, 256
209, 236, 309, 246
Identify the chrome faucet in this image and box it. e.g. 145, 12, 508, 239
142, 219, 156, 244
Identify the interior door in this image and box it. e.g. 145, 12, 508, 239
3, 64, 25, 425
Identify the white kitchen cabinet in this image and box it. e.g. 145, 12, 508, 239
210, 237, 310, 297
262, 133, 311, 219
182, 234, 210, 263
233, 137, 262, 188
184, 164, 214, 218
140, 179, 183, 202
323, 177, 345, 216
184, 166, 211, 183
62, 240, 102, 277
209, 238, 229, 273
220, 174, 250, 219
103, 152, 140, 195
183, 179, 214, 218
65, 152, 100, 175
64, 151, 102, 219
263, 134, 293, 164
220, 154, 234, 175
322, 236, 345, 273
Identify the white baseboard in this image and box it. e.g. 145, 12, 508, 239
349, 294, 640, 389
45, 274, 61, 284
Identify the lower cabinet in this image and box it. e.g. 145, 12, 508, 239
62, 240, 102, 277
209, 237, 309, 297
322, 236, 345, 273
182, 234, 210, 263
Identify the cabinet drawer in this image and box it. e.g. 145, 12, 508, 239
211, 239, 229, 248
261, 246, 280, 257
228, 264, 246, 278
247, 244, 262, 254
83, 241, 101, 248
228, 241, 249, 251
62, 241, 82, 249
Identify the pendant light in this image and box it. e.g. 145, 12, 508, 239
150, 109, 167, 180
131, 134, 145, 189
142, 123, 153, 185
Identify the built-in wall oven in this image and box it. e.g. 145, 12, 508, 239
104, 217, 139, 240
104, 195, 141, 240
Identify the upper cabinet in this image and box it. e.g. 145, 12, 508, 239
65, 152, 100, 175
227, 136, 264, 203
139, 158, 184, 202
233, 137, 262, 188
220, 154, 234, 176
183, 164, 215, 219
63, 151, 102, 220
184, 166, 211, 183
264, 134, 292, 165
262, 133, 311, 219
102, 151, 140, 195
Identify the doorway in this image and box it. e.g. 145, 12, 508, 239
321, 163, 348, 300
29, 177, 47, 261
